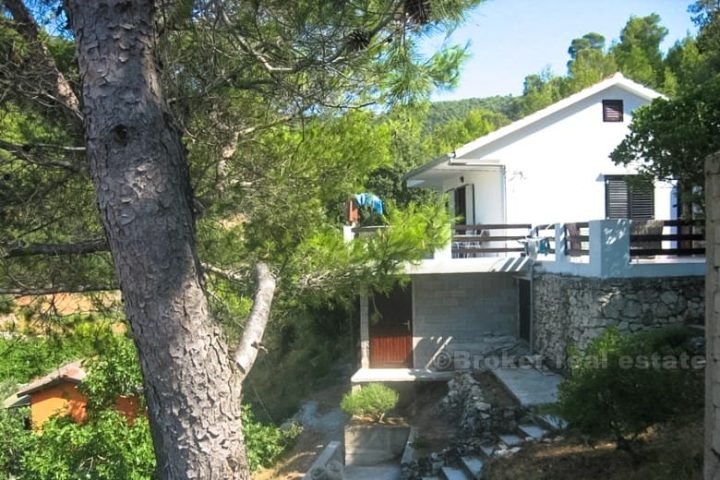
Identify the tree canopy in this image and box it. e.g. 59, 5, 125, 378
0, 1, 482, 477
611, 1, 720, 213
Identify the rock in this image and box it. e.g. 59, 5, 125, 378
661, 291, 678, 305
624, 300, 642, 318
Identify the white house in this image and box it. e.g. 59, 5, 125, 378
406, 72, 674, 226
350, 73, 705, 384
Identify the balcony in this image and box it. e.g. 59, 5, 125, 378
408, 219, 705, 277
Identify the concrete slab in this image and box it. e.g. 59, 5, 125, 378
498, 434, 523, 447
406, 255, 532, 275
460, 456, 484, 479
345, 465, 402, 480
519, 424, 548, 440
351, 368, 454, 384
440, 466, 469, 480
492, 367, 563, 407
480, 445, 494, 457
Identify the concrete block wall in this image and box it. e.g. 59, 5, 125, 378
412, 273, 519, 369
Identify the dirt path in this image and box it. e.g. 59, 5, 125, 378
253, 383, 349, 480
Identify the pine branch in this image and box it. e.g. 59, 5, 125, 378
3, 239, 108, 258
2, 0, 83, 124
233, 262, 276, 381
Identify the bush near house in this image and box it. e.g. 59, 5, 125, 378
341, 383, 399, 422
556, 326, 704, 452
242, 405, 301, 472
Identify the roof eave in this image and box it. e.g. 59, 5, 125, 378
403, 152, 452, 182
450, 73, 664, 160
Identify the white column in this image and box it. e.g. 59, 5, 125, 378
588, 219, 631, 278
359, 294, 370, 369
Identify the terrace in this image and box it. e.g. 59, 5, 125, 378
397, 219, 706, 277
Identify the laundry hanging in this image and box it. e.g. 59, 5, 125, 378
354, 193, 384, 215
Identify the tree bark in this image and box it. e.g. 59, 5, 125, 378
65, 1, 250, 478
706, 152, 720, 480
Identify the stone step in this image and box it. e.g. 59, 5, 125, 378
497, 433, 523, 448
440, 466, 469, 480
519, 424, 548, 441
479, 445, 494, 458
460, 456, 484, 480
537, 413, 568, 431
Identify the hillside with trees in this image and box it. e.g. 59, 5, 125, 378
0, 1, 717, 479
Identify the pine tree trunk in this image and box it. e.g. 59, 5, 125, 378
66, 1, 250, 478
706, 152, 720, 480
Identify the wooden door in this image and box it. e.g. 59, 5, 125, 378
369, 286, 413, 368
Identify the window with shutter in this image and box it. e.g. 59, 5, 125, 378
602, 99, 624, 122
605, 177, 629, 218
605, 175, 654, 219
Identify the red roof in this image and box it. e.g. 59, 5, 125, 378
16, 361, 87, 396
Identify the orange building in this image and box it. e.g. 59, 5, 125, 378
7, 361, 141, 428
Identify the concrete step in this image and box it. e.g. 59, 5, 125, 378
440, 466, 469, 480
479, 445, 494, 458
537, 413, 568, 431
344, 465, 402, 480
460, 456, 484, 480
492, 367, 562, 407
519, 424, 548, 441
497, 433, 523, 448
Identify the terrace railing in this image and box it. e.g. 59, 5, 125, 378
629, 219, 705, 257
452, 223, 532, 257
564, 222, 589, 257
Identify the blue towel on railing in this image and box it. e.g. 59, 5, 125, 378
354, 193, 384, 215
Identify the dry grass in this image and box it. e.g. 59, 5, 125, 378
483, 412, 703, 480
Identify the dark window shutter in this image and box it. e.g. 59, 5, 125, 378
605, 176, 654, 219
629, 182, 654, 219
602, 100, 624, 122
605, 177, 629, 218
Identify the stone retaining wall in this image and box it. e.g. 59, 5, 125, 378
534, 274, 704, 368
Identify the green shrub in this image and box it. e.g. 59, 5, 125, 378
80, 334, 144, 413
0, 408, 32, 480
19, 410, 155, 480
341, 383, 399, 421
242, 405, 301, 472
557, 326, 704, 451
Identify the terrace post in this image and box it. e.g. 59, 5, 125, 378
554, 223, 569, 265
359, 293, 370, 369
589, 219, 631, 278
343, 225, 355, 242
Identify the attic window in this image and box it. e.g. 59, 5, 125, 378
602, 100, 624, 122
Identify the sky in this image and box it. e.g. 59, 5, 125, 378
423, 0, 698, 101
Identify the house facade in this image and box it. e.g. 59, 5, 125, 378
351, 74, 705, 381
3, 361, 141, 428
406, 73, 674, 226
